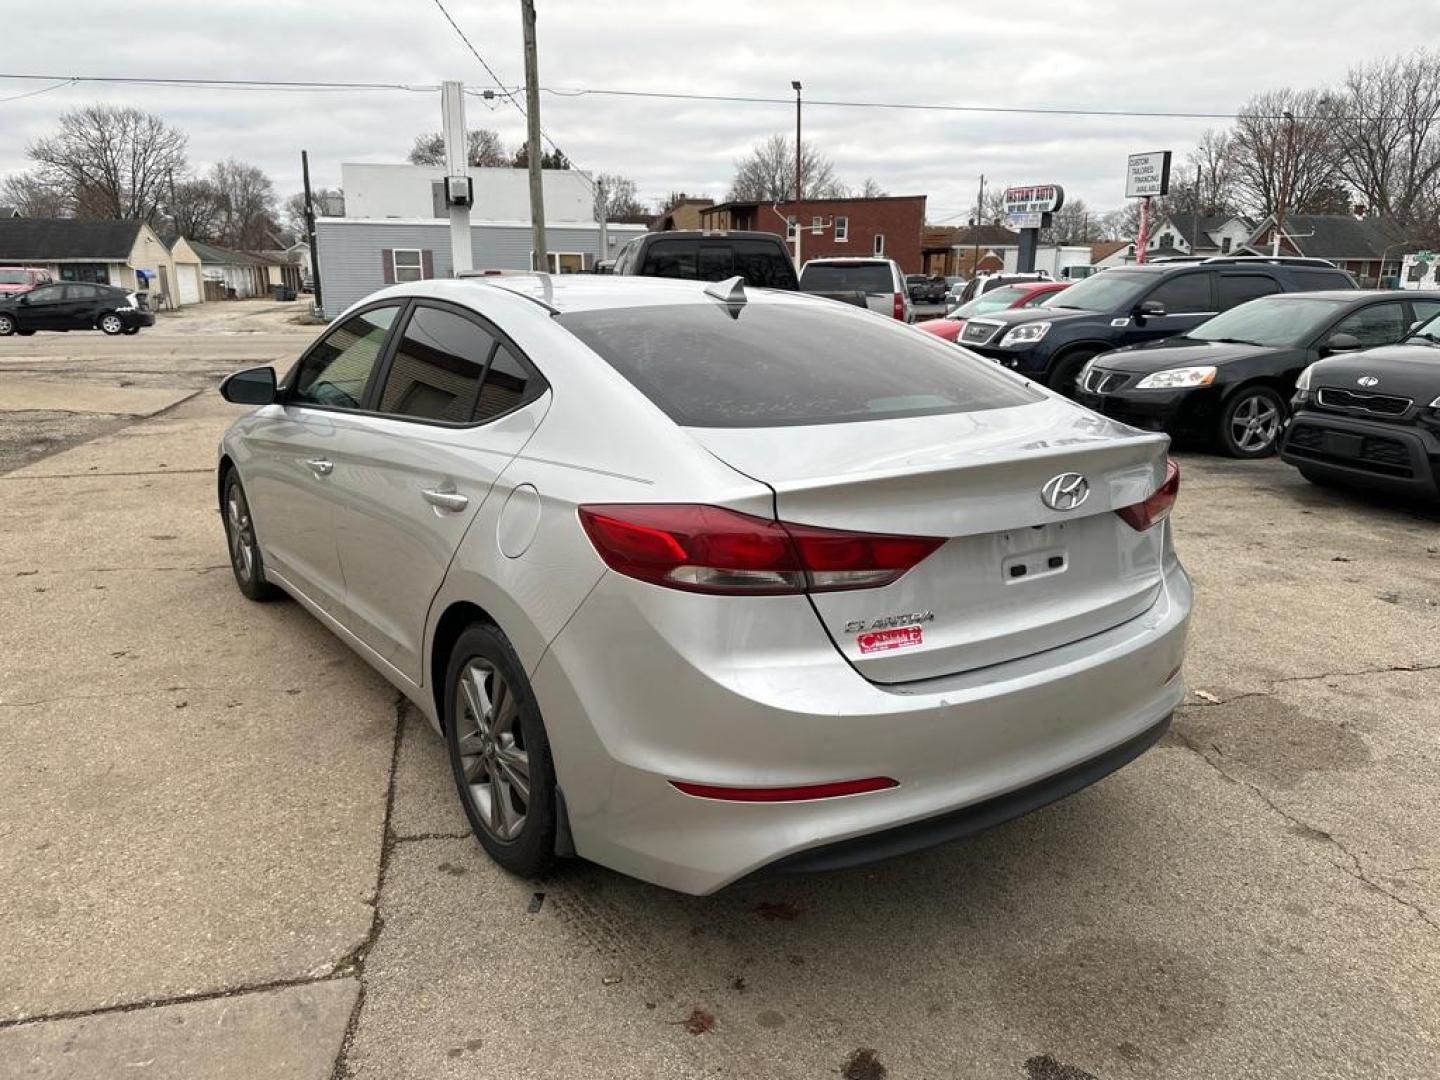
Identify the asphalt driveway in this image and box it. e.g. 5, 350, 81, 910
1, 303, 1436, 1079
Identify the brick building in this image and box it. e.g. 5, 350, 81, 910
698, 195, 927, 273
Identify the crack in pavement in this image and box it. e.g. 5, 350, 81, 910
1170, 725, 1440, 935
0, 468, 214, 481
1185, 661, 1440, 708
329, 693, 408, 1080
9, 564, 229, 576
0, 685, 330, 708
390, 831, 474, 844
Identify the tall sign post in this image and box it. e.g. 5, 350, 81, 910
1125, 151, 1171, 265
1002, 184, 1064, 273
440, 80, 474, 276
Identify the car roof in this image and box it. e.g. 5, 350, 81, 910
381, 273, 811, 315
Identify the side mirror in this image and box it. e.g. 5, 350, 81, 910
1137, 299, 1166, 318
219, 365, 277, 405
1323, 333, 1361, 354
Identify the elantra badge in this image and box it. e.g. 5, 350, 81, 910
1041, 472, 1090, 512
1357, 375, 1380, 387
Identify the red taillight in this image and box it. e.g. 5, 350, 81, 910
1116, 458, 1180, 531
577, 504, 944, 595
892, 292, 904, 320
670, 776, 898, 802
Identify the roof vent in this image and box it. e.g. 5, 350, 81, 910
703, 275, 746, 306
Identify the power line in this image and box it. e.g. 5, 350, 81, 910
0, 77, 75, 105
0, 73, 437, 93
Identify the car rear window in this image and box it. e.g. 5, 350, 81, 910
558, 301, 1042, 428
799, 263, 894, 294
0, 270, 30, 285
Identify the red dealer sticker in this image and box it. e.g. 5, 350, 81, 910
856, 626, 925, 655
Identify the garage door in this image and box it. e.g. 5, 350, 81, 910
177, 264, 201, 306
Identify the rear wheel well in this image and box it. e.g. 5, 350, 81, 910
430, 601, 497, 727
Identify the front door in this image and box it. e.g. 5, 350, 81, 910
1116, 270, 1217, 348
329, 302, 549, 683
17, 285, 69, 330
243, 303, 402, 620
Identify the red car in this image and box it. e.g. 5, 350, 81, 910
918, 280, 1069, 343
0, 266, 53, 298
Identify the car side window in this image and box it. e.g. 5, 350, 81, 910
289, 305, 399, 410
644, 240, 698, 279
1217, 274, 1280, 310
378, 305, 495, 422
473, 344, 536, 422
27, 285, 63, 304
1147, 272, 1213, 313
1332, 301, 1409, 347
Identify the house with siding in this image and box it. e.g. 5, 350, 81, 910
1244, 214, 1412, 286
0, 218, 188, 307
314, 162, 647, 317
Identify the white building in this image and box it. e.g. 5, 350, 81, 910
315, 162, 645, 316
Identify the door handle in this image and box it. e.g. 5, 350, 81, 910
305, 458, 333, 476
422, 487, 469, 512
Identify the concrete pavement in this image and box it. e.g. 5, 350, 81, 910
1, 303, 1436, 1078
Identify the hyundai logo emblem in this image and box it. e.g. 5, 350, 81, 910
1356, 375, 1380, 387
1041, 472, 1090, 512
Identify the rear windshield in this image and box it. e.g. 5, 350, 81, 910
0, 270, 30, 284
558, 301, 1042, 428
799, 263, 894, 295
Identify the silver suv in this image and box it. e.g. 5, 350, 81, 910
799, 257, 913, 322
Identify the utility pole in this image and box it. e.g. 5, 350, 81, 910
521, 0, 548, 273
1274, 109, 1296, 257
441, 80, 473, 276
971, 174, 985, 277
792, 80, 803, 201
596, 175, 608, 269
1191, 161, 1201, 257
301, 150, 323, 315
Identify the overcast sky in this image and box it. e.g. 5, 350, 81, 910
3, 0, 1439, 221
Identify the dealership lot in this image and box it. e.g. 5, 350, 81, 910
1, 303, 1437, 1079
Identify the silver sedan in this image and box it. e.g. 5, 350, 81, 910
216, 274, 1191, 895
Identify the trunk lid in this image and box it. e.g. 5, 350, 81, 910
690, 397, 1170, 683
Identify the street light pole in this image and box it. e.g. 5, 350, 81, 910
792, 80, 803, 202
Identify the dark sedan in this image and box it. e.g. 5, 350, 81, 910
0, 282, 155, 337
1076, 291, 1440, 457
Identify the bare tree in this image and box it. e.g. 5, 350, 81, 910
0, 171, 69, 217
1229, 89, 1345, 219
1168, 129, 1239, 217
407, 129, 509, 168
594, 173, 646, 219
1046, 198, 1093, 242
282, 188, 344, 236
24, 105, 188, 222
209, 159, 279, 249
1330, 50, 1440, 230
729, 134, 844, 200
858, 177, 887, 198
166, 177, 226, 242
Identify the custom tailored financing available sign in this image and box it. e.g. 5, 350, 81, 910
1126, 151, 1172, 198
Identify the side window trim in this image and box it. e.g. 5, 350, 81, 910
363, 298, 549, 429
280, 299, 409, 412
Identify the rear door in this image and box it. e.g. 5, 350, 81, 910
328, 301, 550, 682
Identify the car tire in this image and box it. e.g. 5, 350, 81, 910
0, 314, 14, 336
1048, 349, 1098, 398
121, 326, 139, 336
1219, 385, 1286, 458
17, 329, 35, 336
99, 313, 124, 336
445, 623, 557, 879
221, 469, 281, 602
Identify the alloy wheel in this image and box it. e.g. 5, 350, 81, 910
454, 658, 531, 842
225, 485, 257, 582
100, 314, 123, 335
1229, 393, 1281, 454
0, 314, 13, 336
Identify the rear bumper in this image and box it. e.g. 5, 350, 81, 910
122, 310, 156, 328
533, 554, 1192, 895
1280, 410, 1440, 497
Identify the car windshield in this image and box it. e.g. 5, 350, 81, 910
954, 286, 1033, 318
799, 263, 894, 294
1041, 270, 1152, 312
1187, 296, 1351, 347
0, 270, 31, 285
558, 301, 1041, 428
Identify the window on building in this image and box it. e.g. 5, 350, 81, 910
835, 216, 849, 242
812, 215, 823, 235
872, 233, 885, 256
1221, 236, 1233, 253
1157, 232, 1174, 249
530, 252, 586, 274
392, 249, 423, 283
786, 216, 798, 241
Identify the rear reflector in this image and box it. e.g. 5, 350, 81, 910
1116, 458, 1180, 531
670, 776, 898, 802
578, 504, 943, 595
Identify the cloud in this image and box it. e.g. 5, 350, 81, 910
2, 0, 1437, 216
